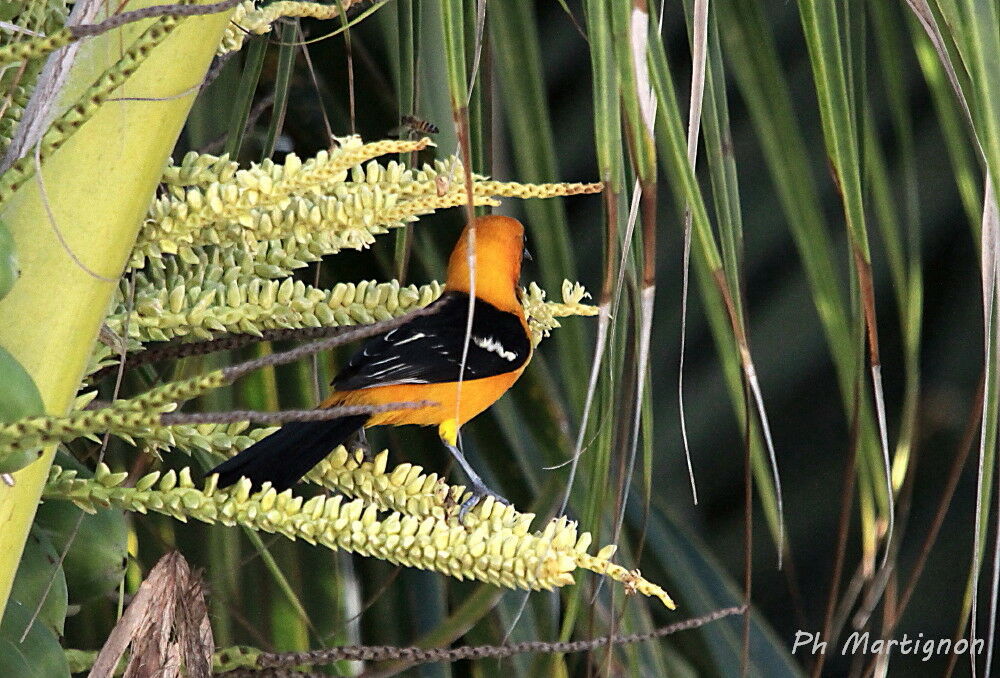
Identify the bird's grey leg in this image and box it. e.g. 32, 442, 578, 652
444, 437, 509, 521
347, 426, 372, 462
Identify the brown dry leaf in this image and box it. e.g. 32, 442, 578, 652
89, 551, 213, 678
176, 573, 214, 677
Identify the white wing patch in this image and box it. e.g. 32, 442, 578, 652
473, 335, 518, 362
362, 361, 430, 383
393, 332, 426, 346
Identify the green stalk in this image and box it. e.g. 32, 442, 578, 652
393, 0, 418, 282
799, 0, 895, 581
489, 1, 588, 399
0, 0, 233, 620
224, 36, 267, 158
440, 0, 468, 108
260, 21, 297, 160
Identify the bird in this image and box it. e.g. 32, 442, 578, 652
210, 215, 533, 514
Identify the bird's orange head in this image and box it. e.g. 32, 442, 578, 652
446, 215, 526, 313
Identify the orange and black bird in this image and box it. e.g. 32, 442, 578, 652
210, 215, 533, 511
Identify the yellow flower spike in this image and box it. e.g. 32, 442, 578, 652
111, 271, 593, 361
521, 280, 600, 346
373, 450, 389, 475
420, 474, 440, 495
551, 524, 577, 551
219, 502, 237, 521
160, 469, 177, 491
323, 495, 343, 520
234, 478, 253, 504
400, 515, 419, 539
0, 370, 232, 468
302, 496, 324, 520
417, 516, 436, 538
390, 463, 412, 487
381, 513, 401, 534
138, 137, 435, 268
513, 514, 535, 537
40, 177, 663, 604
134, 139, 599, 276
315, 455, 679, 603
135, 472, 161, 492
573, 551, 676, 610
338, 472, 356, 494
331, 447, 349, 468
178, 467, 195, 488
284, 492, 303, 514
257, 487, 276, 511
405, 475, 426, 496
182, 490, 202, 511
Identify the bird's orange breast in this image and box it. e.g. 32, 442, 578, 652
323, 367, 526, 428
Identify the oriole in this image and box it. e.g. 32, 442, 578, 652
211, 215, 532, 512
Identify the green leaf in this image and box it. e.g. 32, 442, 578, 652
0, 345, 42, 424
224, 36, 268, 158
638, 501, 805, 677
0, 218, 18, 301
0, 598, 70, 678
8, 527, 67, 637
34, 455, 127, 605
0, 3, 17, 23
0, 344, 44, 473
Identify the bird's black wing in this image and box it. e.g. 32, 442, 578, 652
332, 292, 531, 390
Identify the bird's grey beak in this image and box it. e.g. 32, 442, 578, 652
523, 246, 533, 262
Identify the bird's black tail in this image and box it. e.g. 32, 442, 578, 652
210, 415, 369, 490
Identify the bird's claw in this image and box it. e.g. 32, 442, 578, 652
458, 482, 510, 523
348, 428, 373, 462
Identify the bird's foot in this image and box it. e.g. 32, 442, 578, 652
458, 481, 510, 523
347, 428, 373, 462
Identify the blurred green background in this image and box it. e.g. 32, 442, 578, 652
12, 0, 996, 675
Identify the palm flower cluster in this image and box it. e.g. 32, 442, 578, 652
44, 452, 673, 607
0, 8, 676, 668
0, 105, 668, 604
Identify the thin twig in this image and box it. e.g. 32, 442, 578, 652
228, 606, 745, 670
158, 402, 434, 426
811, 384, 862, 678
338, 0, 356, 134
107, 82, 201, 103
33, 140, 117, 282
860, 375, 984, 678
741, 375, 753, 676
200, 93, 275, 155
69, 0, 241, 38
0, 20, 44, 37
90, 309, 435, 383
466, 0, 487, 105
298, 25, 334, 144
221, 305, 438, 383
203, 52, 237, 90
